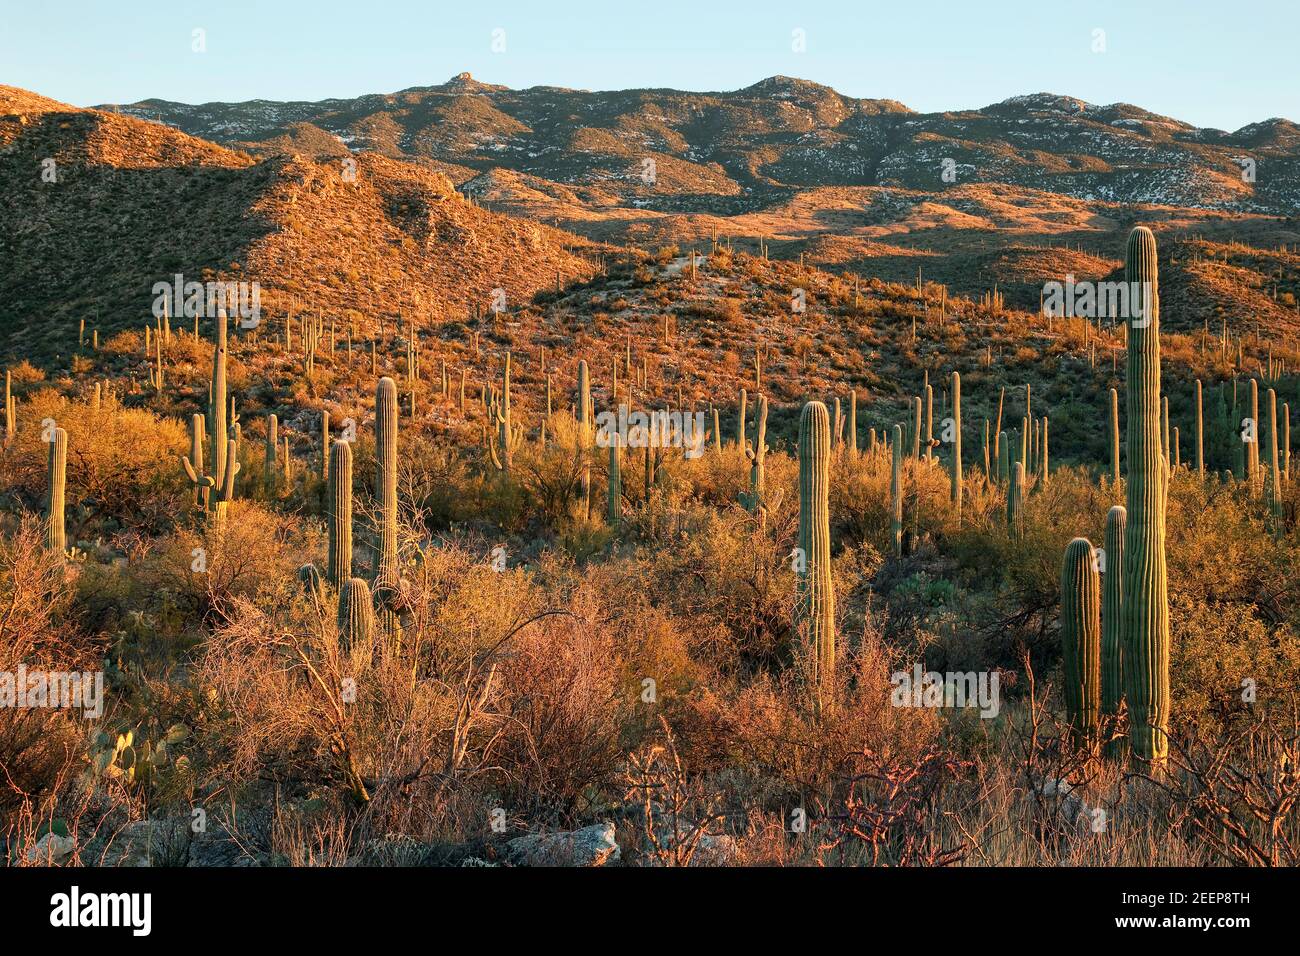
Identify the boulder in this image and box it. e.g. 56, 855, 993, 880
506, 823, 620, 867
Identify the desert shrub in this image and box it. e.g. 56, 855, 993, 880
0, 519, 86, 823
0, 389, 188, 539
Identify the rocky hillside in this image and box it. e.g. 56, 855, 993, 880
0, 86, 600, 359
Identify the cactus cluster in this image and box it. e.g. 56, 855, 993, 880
181, 309, 241, 536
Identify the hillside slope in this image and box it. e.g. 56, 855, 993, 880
0, 86, 600, 358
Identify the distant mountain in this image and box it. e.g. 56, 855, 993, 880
103, 74, 1300, 216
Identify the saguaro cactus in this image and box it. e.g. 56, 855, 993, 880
1040, 417, 1049, 483
744, 394, 768, 513
1061, 537, 1101, 744
4, 369, 14, 443
1101, 505, 1127, 756
950, 371, 962, 523
373, 377, 402, 640
891, 424, 904, 557
188, 414, 206, 508
736, 388, 748, 447
488, 352, 521, 471
1267, 388, 1282, 529
1008, 462, 1024, 537
338, 577, 375, 653
924, 383, 934, 461
608, 423, 622, 524
577, 359, 591, 514
46, 426, 67, 554
1109, 387, 1120, 486
1248, 378, 1260, 496
181, 309, 240, 535
265, 413, 279, 494
795, 402, 835, 709
328, 440, 353, 589
1121, 226, 1171, 768
847, 390, 858, 456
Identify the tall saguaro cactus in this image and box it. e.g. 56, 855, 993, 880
181, 309, 240, 535
373, 376, 402, 640
188, 414, 206, 508
1121, 226, 1170, 768
327, 439, 353, 589
265, 413, 279, 495
1267, 388, 1282, 529
795, 401, 836, 709
1248, 378, 1260, 496
46, 426, 67, 554
1101, 505, 1127, 755
1109, 387, 1120, 486
1061, 537, 1101, 745
4, 369, 15, 444
847, 390, 858, 456
950, 371, 962, 523
1008, 462, 1024, 537
577, 359, 591, 515
607, 432, 622, 524
744, 394, 768, 513
488, 352, 520, 471
890, 424, 904, 557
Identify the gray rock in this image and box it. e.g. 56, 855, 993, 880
25, 832, 76, 865
506, 823, 620, 867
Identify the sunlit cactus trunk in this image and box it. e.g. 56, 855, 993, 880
189, 414, 207, 508
1109, 387, 1120, 486
4, 369, 15, 444
1194, 379, 1204, 479
847, 389, 858, 456
1061, 537, 1101, 746
744, 394, 768, 513
736, 387, 747, 447
1101, 505, 1127, 758
1248, 378, 1260, 496
577, 360, 591, 515
1120, 226, 1171, 769
1008, 462, 1024, 537
795, 401, 835, 710
950, 371, 962, 523
338, 577, 375, 692
890, 424, 903, 557
373, 376, 402, 642
328, 440, 353, 590
1267, 388, 1282, 531
46, 426, 67, 555
265, 413, 279, 495
607, 434, 622, 524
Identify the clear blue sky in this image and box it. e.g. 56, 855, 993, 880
3, 0, 1294, 131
